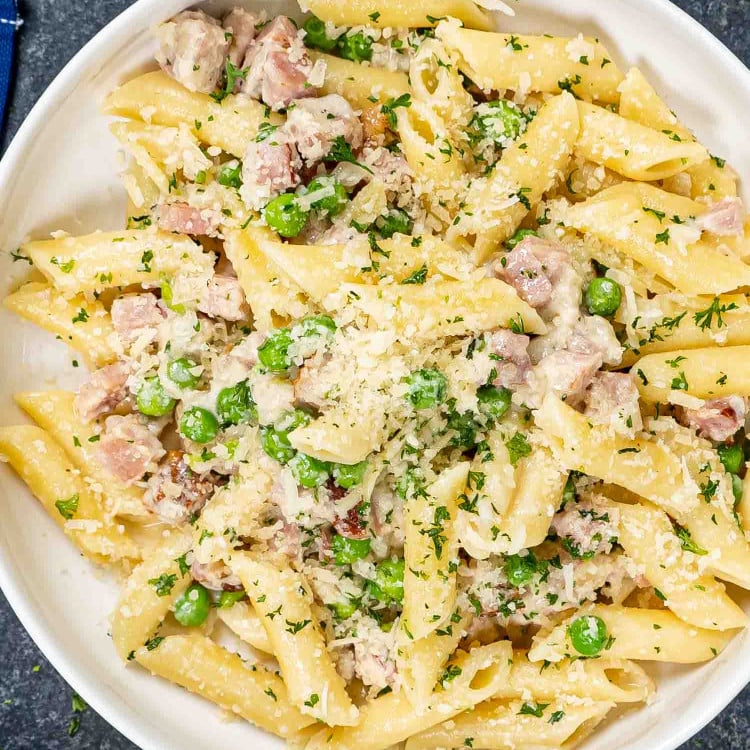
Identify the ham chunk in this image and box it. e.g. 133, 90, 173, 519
156, 202, 220, 237
198, 275, 248, 321
495, 237, 570, 309
696, 197, 745, 237
533, 349, 601, 406
685, 396, 747, 442
284, 95, 363, 164
228, 331, 266, 369
242, 16, 318, 110
144, 451, 217, 524
585, 372, 642, 435
223, 8, 259, 67
96, 414, 165, 485
111, 293, 164, 347
485, 329, 532, 389
552, 500, 620, 559
191, 560, 243, 591
240, 138, 301, 211
74, 361, 130, 422
155, 11, 229, 94
363, 146, 413, 196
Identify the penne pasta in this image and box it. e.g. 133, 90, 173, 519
135, 633, 315, 737
232, 554, 360, 727
104, 70, 281, 158
402, 462, 469, 639
3, 282, 119, 368
0, 425, 138, 564
302, 0, 493, 30
448, 92, 580, 262
436, 20, 624, 103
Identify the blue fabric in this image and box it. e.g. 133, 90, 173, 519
0, 0, 19, 127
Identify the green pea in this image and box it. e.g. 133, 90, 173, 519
473, 100, 526, 143
217, 161, 243, 189
180, 406, 219, 444
733, 473, 744, 504
447, 410, 478, 449
260, 409, 311, 464
290, 453, 331, 488
300, 314, 337, 337
504, 553, 538, 587
376, 208, 412, 239
260, 426, 296, 464
258, 328, 293, 372
332, 534, 371, 565
329, 599, 358, 620
264, 193, 309, 238
337, 31, 373, 63
718, 442, 744, 475
568, 615, 609, 657
217, 380, 257, 426
584, 277, 622, 318
217, 590, 246, 609
477, 385, 512, 421
136, 376, 176, 417
504, 228, 539, 250
369, 558, 404, 604
333, 461, 367, 489
167, 357, 201, 389
407, 369, 448, 410
160, 278, 186, 314
173, 583, 211, 627
304, 177, 349, 217
302, 15, 338, 51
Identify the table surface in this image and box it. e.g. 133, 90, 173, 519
2, 0, 750, 747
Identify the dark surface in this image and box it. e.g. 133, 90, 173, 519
1, 0, 750, 747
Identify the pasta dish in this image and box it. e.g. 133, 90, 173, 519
4, 1, 750, 747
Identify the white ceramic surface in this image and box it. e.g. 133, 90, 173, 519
1, 1, 749, 748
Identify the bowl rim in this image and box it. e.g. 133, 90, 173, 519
1, 1, 750, 748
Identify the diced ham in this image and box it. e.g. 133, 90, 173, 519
363, 146, 413, 196
74, 361, 130, 422
110, 293, 164, 347
353, 629, 397, 691
143, 451, 217, 524
223, 8, 259, 68
294, 360, 331, 410
198, 274, 248, 321
269, 520, 303, 559
156, 202, 220, 237
485, 328, 531, 389
242, 16, 318, 110
533, 349, 602, 405
191, 560, 243, 591
240, 138, 301, 211
155, 11, 229, 94
495, 237, 570, 308
284, 95, 363, 165
685, 396, 747, 442
96, 414, 165, 485
551, 500, 620, 559
585, 372, 643, 434
228, 331, 266, 369
696, 198, 745, 237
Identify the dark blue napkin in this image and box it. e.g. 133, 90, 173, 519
0, 0, 19, 126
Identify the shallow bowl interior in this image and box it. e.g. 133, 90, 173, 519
1, 1, 749, 749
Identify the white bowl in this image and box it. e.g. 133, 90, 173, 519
1, 1, 749, 748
